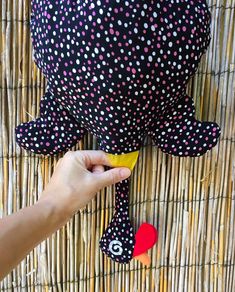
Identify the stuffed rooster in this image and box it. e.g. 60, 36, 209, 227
15, 0, 220, 264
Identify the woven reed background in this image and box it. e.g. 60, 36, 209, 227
0, 0, 234, 291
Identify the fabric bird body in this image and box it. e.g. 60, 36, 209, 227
15, 0, 221, 264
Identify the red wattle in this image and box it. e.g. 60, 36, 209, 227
133, 223, 158, 257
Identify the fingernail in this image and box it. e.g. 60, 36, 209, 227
120, 168, 131, 178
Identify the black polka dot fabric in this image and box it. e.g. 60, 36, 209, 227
15, 0, 221, 156
148, 94, 220, 156
99, 178, 135, 263
15, 0, 222, 264
16, 89, 87, 154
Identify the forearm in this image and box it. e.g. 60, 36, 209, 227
0, 192, 71, 280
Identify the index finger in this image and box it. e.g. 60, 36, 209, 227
74, 150, 114, 168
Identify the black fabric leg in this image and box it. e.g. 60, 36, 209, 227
15, 90, 87, 155
148, 94, 221, 157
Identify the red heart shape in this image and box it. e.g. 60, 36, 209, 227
133, 223, 158, 257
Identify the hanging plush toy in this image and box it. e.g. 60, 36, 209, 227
15, 1, 221, 265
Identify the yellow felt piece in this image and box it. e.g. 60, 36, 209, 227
133, 253, 151, 267
106, 150, 139, 171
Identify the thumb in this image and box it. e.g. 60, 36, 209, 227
95, 167, 131, 189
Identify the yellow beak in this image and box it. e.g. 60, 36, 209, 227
106, 150, 140, 171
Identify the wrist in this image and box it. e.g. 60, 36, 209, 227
37, 190, 73, 226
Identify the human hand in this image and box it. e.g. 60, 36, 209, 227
38, 150, 131, 219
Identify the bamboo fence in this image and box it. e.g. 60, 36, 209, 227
0, 0, 234, 291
